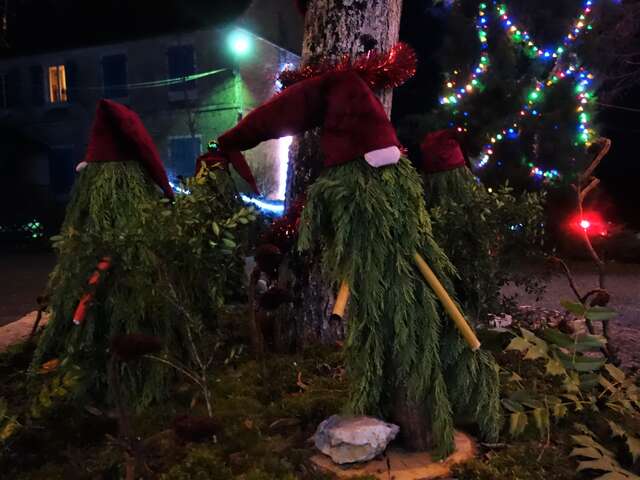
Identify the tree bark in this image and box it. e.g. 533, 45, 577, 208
285, 0, 404, 348
284, 1, 438, 451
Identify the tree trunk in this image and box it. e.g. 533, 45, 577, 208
284, 1, 437, 451
285, 0, 403, 348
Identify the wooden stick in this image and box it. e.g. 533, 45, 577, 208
413, 252, 481, 351
331, 281, 350, 320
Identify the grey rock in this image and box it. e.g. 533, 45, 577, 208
313, 415, 399, 464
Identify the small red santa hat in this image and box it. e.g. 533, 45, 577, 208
77, 99, 174, 199
194, 145, 259, 193
216, 70, 402, 177
419, 128, 469, 174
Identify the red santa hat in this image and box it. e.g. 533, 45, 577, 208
194, 146, 259, 193
77, 99, 174, 199
419, 128, 470, 174
216, 70, 402, 177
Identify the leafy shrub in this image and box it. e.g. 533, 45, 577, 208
429, 182, 546, 324
498, 326, 640, 478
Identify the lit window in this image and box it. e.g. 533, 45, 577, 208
48, 65, 68, 103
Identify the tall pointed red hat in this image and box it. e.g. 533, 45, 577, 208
216, 70, 402, 183
419, 129, 469, 174
79, 99, 174, 199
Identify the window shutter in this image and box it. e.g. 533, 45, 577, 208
30, 66, 44, 106
169, 137, 201, 176
167, 45, 196, 92
49, 147, 75, 195
5, 69, 22, 108
65, 61, 77, 102
102, 54, 128, 98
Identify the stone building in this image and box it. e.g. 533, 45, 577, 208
0, 2, 301, 236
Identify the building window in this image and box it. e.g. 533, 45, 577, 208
0, 74, 6, 109
30, 66, 45, 106
169, 136, 201, 177
49, 146, 75, 196
102, 54, 128, 99
48, 65, 68, 103
167, 45, 197, 99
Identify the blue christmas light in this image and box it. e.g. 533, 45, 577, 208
240, 194, 284, 215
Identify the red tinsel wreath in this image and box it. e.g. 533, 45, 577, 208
278, 42, 417, 91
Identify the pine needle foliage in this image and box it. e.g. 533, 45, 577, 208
298, 157, 502, 455
33, 162, 177, 407
424, 168, 546, 324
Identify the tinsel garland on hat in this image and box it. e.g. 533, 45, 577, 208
32, 162, 176, 407
298, 157, 502, 455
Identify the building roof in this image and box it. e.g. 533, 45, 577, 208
0, 0, 253, 58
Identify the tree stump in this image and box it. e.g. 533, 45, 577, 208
310, 430, 476, 480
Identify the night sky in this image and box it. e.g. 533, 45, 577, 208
1, 0, 638, 228
1, 0, 252, 57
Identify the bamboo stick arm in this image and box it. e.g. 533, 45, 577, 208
413, 252, 481, 351
331, 281, 350, 320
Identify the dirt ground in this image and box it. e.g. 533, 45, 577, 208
503, 260, 640, 368
0, 251, 55, 327
0, 252, 638, 364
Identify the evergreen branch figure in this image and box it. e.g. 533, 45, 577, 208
209, 64, 502, 455
32, 100, 178, 407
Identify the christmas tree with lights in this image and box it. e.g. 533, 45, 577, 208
403, 0, 604, 189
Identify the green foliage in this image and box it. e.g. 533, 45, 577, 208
299, 158, 501, 455
425, 168, 546, 324
30, 368, 83, 419
561, 300, 618, 323
501, 326, 640, 438
500, 326, 640, 478
0, 398, 20, 443
452, 442, 578, 480
570, 424, 640, 480
420, 0, 599, 186
33, 162, 177, 407
33, 162, 254, 409
155, 164, 256, 318
160, 446, 233, 480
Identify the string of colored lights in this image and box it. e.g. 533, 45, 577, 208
436, 0, 600, 181
439, 2, 490, 106
475, 65, 597, 180
494, 0, 595, 61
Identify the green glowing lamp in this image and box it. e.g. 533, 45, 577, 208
228, 29, 252, 58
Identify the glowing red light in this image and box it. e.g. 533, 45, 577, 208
570, 212, 607, 236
